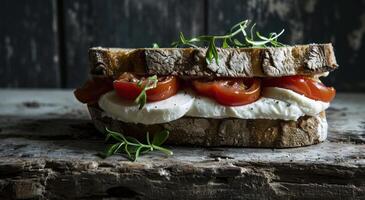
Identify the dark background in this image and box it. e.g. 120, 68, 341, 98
1, 0, 365, 92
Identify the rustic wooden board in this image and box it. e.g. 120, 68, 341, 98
207, 0, 365, 92
0, 0, 60, 88
0, 90, 364, 199
62, 0, 205, 88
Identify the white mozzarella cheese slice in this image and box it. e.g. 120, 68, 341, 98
187, 95, 229, 119
98, 91, 194, 125
187, 94, 307, 120
98, 87, 330, 124
262, 87, 329, 116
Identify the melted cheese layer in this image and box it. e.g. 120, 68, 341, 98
98, 88, 329, 125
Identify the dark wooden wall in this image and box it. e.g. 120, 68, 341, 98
1, 0, 365, 92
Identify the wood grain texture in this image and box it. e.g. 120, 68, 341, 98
207, 0, 365, 92
0, 0, 60, 88
0, 90, 364, 199
62, 0, 205, 88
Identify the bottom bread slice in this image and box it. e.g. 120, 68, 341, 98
88, 105, 327, 148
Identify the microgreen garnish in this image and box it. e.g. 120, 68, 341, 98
135, 75, 158, 109
100, 128, 173, 161
171, 19, 285, 64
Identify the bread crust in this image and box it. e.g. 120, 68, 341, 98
89, 44, 337, 79
88, 105, 327, 148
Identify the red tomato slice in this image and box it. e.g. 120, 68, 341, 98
74, 77, 114, 104
262, 76, 336, 102
113, 73, 179, 102
193, 78, 261, 106
191, 80, 216, 98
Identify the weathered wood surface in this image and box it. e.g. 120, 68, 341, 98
0, 90, 364, 199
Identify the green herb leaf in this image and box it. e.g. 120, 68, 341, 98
230, 20, 249, 34
135, 93, 146, 109
179, 32, 187, 44
211, 39, 219, 64
101, 128, 172, 161
134, 146, 143, 161
222, 38, 230, 48
245, 37, 270, 46
152, 130, 170, 146
125, 136, 142, 145
152, 146, 173, 156
205, 40, 214, 64
233, 38, 245, 47
250, 23, 256, 40
171, 19, 285, 63
124, 144, 132, 158
105, 128, 124, 141
206, 37, 219, 64
152, 43, 160, 48
134, 75, 158, 109
106, 143, 121, 157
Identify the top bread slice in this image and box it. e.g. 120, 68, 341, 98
88, 43, 338, 79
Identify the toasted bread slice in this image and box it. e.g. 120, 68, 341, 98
89, 43, 337, 79
88, 105, 327, 148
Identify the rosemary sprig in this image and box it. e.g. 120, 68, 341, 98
100, 128, 173, 161
135, 75, 158, 109
171, 19, 285, 64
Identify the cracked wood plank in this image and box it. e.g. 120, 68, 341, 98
0, 90, 364, 199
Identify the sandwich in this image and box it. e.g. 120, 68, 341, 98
75, 20, 338, 148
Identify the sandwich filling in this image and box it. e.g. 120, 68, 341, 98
75, 73, 335, 125
98, 87, 329, 125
